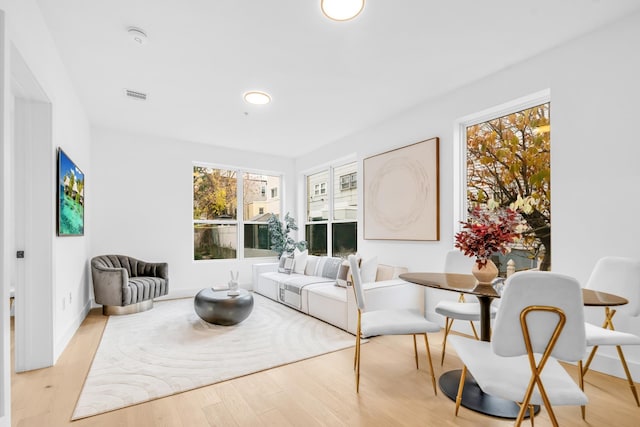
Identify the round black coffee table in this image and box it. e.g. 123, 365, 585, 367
194, 288, 254, 325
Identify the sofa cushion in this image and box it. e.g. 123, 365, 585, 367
307, 284, 349, 330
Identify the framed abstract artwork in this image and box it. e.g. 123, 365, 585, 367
363, 137, 439, 241
57, 148, 85, 236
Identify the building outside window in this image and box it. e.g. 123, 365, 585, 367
306, 161, 357, 257
464, 100, 550, 272
193, 165, 281, 260
340, 172, 357, 191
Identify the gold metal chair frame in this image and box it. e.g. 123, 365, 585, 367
440, 293, 480, 366
352, 290, 437, 395
578, 306, 640, 415
454, 305, 567, 427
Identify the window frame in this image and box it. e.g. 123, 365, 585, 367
453, 89, 550, 239
192, 162, 284, 262
303, 157, 358, 257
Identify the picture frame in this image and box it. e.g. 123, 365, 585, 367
57, 148, 85, 236
363, 137, 439, 241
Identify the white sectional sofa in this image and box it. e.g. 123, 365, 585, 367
252, 254, 425, 335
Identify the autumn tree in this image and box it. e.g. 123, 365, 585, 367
466, 103, 551, 270
193, 167, 237, 220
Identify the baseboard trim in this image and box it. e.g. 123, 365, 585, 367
54, 300, 92, 363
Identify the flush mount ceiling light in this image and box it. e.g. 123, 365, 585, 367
127, 27, 148, 45
321, 0, 365, 21
243, 91, 271, 105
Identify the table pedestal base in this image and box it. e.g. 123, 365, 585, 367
439, 370, 540, 419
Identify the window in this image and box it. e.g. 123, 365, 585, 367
271, 187, 278, 198
463, 100, 550, 272
340, 172, 357, 191
193, 165, 281, 260
313, 182, 327, 196
305, 161, 357, 257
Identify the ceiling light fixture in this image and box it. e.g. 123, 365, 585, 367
243, 91, 271, 105
127, 27, 148, 45
321, 0, 365, 21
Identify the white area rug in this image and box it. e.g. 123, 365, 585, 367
73, 293, 355, 420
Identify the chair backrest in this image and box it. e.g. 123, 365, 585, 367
492, 271, 586, 362
585, 256, 640, 316
348, 254, 366, 311
444, 250, 476, 274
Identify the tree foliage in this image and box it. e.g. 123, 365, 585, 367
193, 167, 237, 220
466, 103, 551, 270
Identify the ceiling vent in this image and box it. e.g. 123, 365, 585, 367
124, 89, 147, 101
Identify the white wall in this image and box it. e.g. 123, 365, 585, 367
0, 0, 91, 421
90, 127, 295, 295
296, 12, 640, 378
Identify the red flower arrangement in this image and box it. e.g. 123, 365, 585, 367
455, 205, 521, 268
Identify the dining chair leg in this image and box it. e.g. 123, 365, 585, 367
528, 405, 535, 427
616, 345, 640, 406
412, 334, 419, 369
355, 313, 362, 393
455, 365, 467, 416
468, 320, 479, 340
440, 317, 454, 366
421, 334, 436, 395
578, 360, 586, 420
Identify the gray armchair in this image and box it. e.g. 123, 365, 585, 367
91, 255, 169, 315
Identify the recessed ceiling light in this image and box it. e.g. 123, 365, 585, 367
127, 27, 148, 45
321, 0, 365, 21
243, 91, 271, 105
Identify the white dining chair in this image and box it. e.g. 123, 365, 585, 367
435, 250, 498, 364
348, 255, 440, 394
580, 256, 640, 410
449, 271, 588, 426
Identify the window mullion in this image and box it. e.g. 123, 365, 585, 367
237, 170, 244, 259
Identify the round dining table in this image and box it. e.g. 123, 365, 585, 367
399, 271, 628, 419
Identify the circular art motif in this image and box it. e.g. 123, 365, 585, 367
368, 156, 430, 232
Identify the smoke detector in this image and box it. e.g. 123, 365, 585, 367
127, 27, 148, 45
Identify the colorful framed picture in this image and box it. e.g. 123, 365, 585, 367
363, 137, 440, 241
57, 148, 85, 236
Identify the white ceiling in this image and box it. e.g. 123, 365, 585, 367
36, 0, 640, 158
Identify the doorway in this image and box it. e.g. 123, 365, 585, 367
10, 45, 54, 372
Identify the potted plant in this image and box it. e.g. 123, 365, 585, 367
454, 204, 521, 285
267, 212, 307, 258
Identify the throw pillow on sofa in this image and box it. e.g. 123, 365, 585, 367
278, 253, 294, 274
293, 248, 308, 274
336, 260, 350, 287
360, 256, 378, 283
316, 256, 343, 280
335, 254, 361, 287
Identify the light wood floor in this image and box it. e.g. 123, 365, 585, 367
10, 309, 640, 427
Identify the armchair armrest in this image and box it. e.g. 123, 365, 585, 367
91, 264, 129, 306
